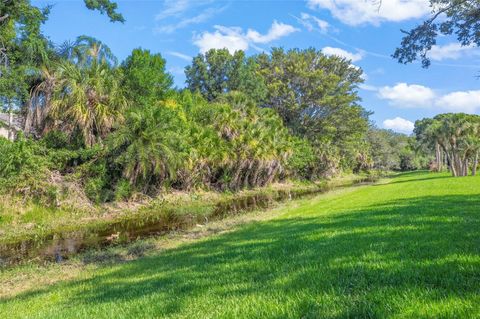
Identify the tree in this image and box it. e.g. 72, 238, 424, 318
1, 0, 123, 138
58, 35, 118, 67
83, 0, 124, 22
256, 47, 370, 176
121, 49, 173, 107
47, 60, 126, 147
366, 128, 426, 171
393, 0, 480, 67
185, 49, 267, 103
414, 113, 480, 176
108, 100, 188, 191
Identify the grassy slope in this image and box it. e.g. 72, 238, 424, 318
1, 171, 480, 318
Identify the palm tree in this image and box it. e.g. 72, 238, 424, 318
58, 35, 118, 67
26, 36, 122, 143
108, 102, 187, 190
49, 60, 126, 147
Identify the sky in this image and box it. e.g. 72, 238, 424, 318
32, 0, 480, 134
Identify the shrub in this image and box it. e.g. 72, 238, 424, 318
0, 135, 56, 204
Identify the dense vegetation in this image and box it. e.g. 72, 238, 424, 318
414, 113, 480, 177
0, 1, 432, 206
2, 171, 479, 318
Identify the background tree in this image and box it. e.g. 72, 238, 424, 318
414, 113, 480, 176
121, 49, 173, 107
367, 127, 427, 171
185, 49, 267, 103
256, 47, 370, 176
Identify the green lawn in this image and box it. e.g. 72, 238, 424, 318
2, 171, 480, 318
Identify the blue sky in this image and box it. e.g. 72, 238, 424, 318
33, 0, 480, 134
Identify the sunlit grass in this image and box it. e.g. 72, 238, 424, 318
1, 171, 480, 318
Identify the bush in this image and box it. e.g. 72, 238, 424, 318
0, 135, 56, 204
115, 179, 132, 201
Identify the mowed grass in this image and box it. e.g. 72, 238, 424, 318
2, 171, 480, 318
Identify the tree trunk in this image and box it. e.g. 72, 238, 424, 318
446, 152, 456, 176
7, 101, 14, 141
472, 153, 478, 176
435, 142, 442, 172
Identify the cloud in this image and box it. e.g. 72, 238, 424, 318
168, 66, 185, 75
307, 0, 430, 26
167, 51, 192, 62
246, 21, 299, 44
378, 83, 435, 108
155, 7, 225, 34
322, 46, 364, 62
193, 21, 298, 53
359, 83, 378, 91
428, 43, 480, 61
155, 0, 214, 21
193, 26, 249, 53
383, 117, 415, 133
377, 82, 480, 113
297, 12, 329, 33
436, 90, 480, 113
154, 0, 225, 34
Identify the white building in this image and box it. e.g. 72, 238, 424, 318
0, 113, 23, 141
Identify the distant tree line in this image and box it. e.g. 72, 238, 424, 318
414, 113, 480, 177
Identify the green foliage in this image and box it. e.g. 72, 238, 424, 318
108, 99, 189, 192
415, 113, 480, 176
0, 135, 55, 202
108, 91, 293, 193
286, 137, 316, 179
48, 60, 127, 147
185, 49, 267, 103
114, 179, 132, 201
257, 48, 370, 175
121, 49, 173, 107
393, 1, 480, 67
83, 0, 124, 22
367, 128, 408, 170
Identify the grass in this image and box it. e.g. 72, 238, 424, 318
0, 174, 372, 245
1, 171, 479, 318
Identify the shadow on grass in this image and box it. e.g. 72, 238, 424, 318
4, 194, 480, 318
378, 171, 454, 186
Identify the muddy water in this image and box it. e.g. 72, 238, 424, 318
0, 179, 374, 266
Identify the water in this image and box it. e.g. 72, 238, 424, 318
0, 178, 375, 266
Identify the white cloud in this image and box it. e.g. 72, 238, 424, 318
155, 0, 214, 21
246, 21, 299, 44
383, 117, 415, 133
359, 83, 378, 91
193, 26, 249, 53
436, 90, 480, 113
167, 51, 192, 62
154, 0, 224, 34
428, 43, 480, 61
378, 83, 435, 108
377, 82, 480, 114
322, 46, 364, 62
307, 0, 430, 26
298, 12, 330, 33
155, 7, 225, 34
193, 21, 298, 53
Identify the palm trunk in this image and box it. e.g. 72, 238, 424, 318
7, 101, 14, 141
435, 142, 442, 172
472, 153, 478, 176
